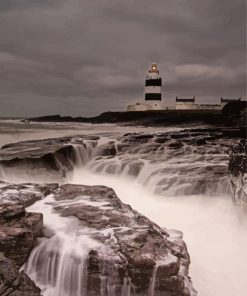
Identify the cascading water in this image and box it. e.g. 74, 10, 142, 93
71, 169, 247, 296
23, 191, 134, 296
69, 134, 247, 296
71, 141, 96, 167
148, 264, 158, 296
1, 122, 246, 296
23, 194, 102, 296
81, 136, 230, 197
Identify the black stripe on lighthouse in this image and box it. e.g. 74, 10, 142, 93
145, 78, 162, 87
145, 93, 162, 101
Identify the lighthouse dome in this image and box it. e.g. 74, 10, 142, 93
152, 63, 157, 68
149, 63, 159, 74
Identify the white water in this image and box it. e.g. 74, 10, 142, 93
1, 121, 247, 295
23, 194, 103, 296
22, 186, 132, 296
71, 168, 247, 296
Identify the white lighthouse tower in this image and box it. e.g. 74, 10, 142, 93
127, 63, 163, 111
145, 63, 162, 109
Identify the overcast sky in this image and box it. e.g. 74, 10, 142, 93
0, 0, 246, 117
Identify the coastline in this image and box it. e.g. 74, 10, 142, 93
28, 108, 246, 128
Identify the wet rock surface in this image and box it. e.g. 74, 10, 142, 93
0, 182, 196, 295
0, 127, 245, 196
0, 135, 98, 181
0, 201, 43, 267
91, 128, 244, 196
0, 253, 42, 296
229, 140, 247, 204
0, 127, 245, 295
0, 189, 43, 296
53, 184, 196, 296
0, 182, 58, 207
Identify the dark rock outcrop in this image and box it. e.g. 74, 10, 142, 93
0, 182, 196, 295
0, 136, 99, 182
0, 137, 75, 180
229, 140, 247, 204
0, 193, 43, 295
28, 109, 245, 127
0, 202, 43, 267
0, 253, 41, 296
0, 182, 59, 207
51, 184, 196, 295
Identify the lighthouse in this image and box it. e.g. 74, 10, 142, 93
145, 63, 162, 102
127, 63, 163, 111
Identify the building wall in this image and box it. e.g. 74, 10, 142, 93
145, 86, 161, 94
127, 102, 163, 111
197, 104, 221, 110
127, 103, 149, 111
128, 102, 224, 111
175, 103, 197, 110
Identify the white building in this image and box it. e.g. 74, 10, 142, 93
127, 63, 163, 111
196, 104, 221, 110
175, 97, 196, 110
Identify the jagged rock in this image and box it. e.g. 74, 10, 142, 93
49, 184, 196, 295
0, 128, 245, 197
0, 138, 79, 181
0, 181, 196, 295
0, 203, 26, 222
0, 180, 197, 295
0, 182, 59, 207
0, 253, 41, 296
168, 140, 184, 149
97, 143, 117, 156
0, 202, 43, 267
229, 140, 247, 204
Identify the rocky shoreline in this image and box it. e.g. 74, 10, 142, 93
27, 106, 247, 127
26, 99, 247, 127
0, 182, 196, 295
0, 126, 246, 295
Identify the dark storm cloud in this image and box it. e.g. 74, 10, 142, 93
0, 0, 246, 116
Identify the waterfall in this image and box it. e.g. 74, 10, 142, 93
0, 163, 6, 181
72, 142, 96, 167
148, 264, 158, 296
23, 192, 133, 296
71, 170, 247, 296
121, 278, 131, 296
85, 148, 230, 197
25, 236, 87, 296
23, 194, 103, 296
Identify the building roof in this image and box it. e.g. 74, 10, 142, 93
221, 97, 241, 103
176, 97, 195, 103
